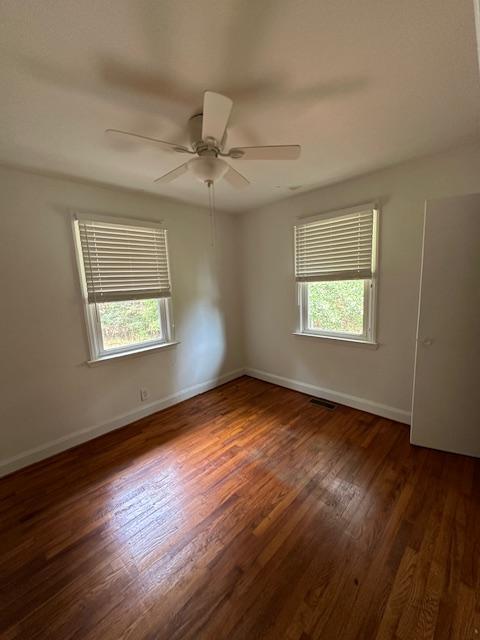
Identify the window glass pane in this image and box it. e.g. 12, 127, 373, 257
97, 299, 163, 350
307, 280, 365, 335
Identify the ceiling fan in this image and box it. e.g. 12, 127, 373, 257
106, 91, 301, 189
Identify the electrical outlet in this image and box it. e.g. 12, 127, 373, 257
140, 388, 149, 402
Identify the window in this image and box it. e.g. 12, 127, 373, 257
295, 204, 378, 343
73, 214, 174, 361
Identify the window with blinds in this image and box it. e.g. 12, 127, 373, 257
294, 205, 378, 343
295, 209, 375, 282
73, 214, 174, 361
77, 218, 171, 303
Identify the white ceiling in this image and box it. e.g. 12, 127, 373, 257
1, 0, 479, 212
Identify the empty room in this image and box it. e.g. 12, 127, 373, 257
1, 1, 479, 638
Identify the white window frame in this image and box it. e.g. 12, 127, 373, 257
295, 205, 379, 344
72, 213, 175, 362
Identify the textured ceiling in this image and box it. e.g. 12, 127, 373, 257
1, 0, 479, 212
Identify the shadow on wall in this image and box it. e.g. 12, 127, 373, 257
173, 240, 227, 389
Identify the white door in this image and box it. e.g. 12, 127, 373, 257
411, 194, 480, 457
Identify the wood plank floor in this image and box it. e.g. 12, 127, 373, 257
1, 376, 479, 639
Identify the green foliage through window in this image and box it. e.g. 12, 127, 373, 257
98, 299, 162, 350
307, 280, 365, 335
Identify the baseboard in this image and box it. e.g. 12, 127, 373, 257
0, 368, 245, 478
0, 366, 410, 478
245, 368, 411, 424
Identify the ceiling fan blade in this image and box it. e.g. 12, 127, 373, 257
201, 92, 233, 144
105, 129, 192, 153
223, 165, 250, 189
228, 145, 301, 160
154, 162, 189, 184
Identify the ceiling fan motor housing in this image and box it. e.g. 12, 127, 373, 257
188, 114, 227, 154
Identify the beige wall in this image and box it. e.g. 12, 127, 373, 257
240, 142, 480, 421
0, 166, 243, 474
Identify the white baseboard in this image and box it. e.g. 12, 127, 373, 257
245, 368, 411, 425
0, 366, 410, 478
0, 368, 245, 478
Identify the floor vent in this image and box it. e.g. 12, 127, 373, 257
310, 397, 337, 410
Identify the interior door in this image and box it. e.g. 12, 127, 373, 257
411, 194, 480, 457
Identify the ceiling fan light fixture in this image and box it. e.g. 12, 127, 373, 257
188, 156, 229, 184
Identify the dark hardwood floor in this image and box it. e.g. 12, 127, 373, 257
1, 376, 479, 639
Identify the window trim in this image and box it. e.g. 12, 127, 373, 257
295, 204, 379, 344
72, 213, 176, 362
86, 339, 180, 366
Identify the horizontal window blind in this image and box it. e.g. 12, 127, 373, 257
77, 218, 171, 303
295, 209, 375, 282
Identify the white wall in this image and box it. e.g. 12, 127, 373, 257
240, 142, 480, 422
3, 141, 480, 475
0, 166, 243, 474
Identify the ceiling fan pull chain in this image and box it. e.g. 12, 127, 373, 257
207, 180, 216, 248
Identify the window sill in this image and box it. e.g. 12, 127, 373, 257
292, 332, 379, 349
87, 340, 180, 366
